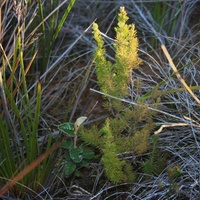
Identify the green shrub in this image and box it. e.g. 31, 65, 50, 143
80, 7, 157, 184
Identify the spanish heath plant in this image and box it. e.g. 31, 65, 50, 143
81, 7, 156, 184
93, 6, 140, 100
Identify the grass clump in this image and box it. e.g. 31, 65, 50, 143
0, 0, 76, 198
0, 28, 54, 197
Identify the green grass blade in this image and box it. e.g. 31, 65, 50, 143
53, 0, 76, 41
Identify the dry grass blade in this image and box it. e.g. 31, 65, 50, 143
154, 122, 200, 135
161, 44, 200, 104
90, 88, 185, 122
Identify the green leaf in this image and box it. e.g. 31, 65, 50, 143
75, 116, 87, 127
61, 140, 73, 149
70, 146, 83, 163
58, 122, 75, 136
80, 160, 89, 168
64, 161, 76, 176
82, 149, 95, 159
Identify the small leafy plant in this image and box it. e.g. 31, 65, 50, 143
58, 117, 95, 176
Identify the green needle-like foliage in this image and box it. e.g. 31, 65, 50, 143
93, 7, 140, 97
93, 6, 142, 114
80, 7, 156, 184
101, 119, 135, 183
93, 7, 141, 99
